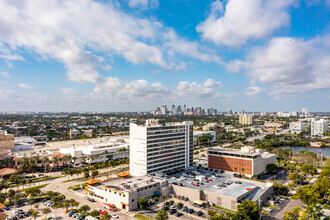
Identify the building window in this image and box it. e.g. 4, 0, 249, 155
149, 186, 152, 188
114, 192, 117, 194
132, 199, 135, 202
145, 187, 148, 190
123, 195, 125, 197
137, 189, 139, 192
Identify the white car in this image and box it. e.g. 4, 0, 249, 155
111, 214, 119, 218
11, 210, 18, 215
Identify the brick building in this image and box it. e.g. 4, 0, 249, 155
208, 146, 276, 177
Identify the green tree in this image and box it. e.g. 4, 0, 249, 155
84, 171, 90, 180
42, 207, 51, 218
168, 200, 174, 205
161, 194, 167, 200
288, 171, 305, 184
234, 200, 259, 220
31, 209, 39, 220
89, 210, 100, 217
207, 210, 218, 216
273, 182, 289, 196
91, 170, 99, 178
266, 163, 278, 173
153, 197, 159, 202
73, 201, 80, 209
283, 207, 300, 220
293, 185, 323, 205
177, 202, 183, 209
155, 210, 168, 220
79, 205, 91, 214
138, 197, 148, 209
100, 213, 112, 220
63, 200, 70, 211
306, 203, 323, 219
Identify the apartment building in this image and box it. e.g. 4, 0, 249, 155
289, 122, 306, 134
311, 118, 328, 136
239, 114, 253, 125
208, 146, 276, 176
130, 119, 193, 176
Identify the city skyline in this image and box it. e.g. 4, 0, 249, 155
0, 0, 329, 112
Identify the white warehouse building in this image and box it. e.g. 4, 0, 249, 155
130, 119, 193, 176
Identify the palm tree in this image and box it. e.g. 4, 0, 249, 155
42, 157, 50, 177
51, 157, 58, 171
42, 207, 51, 218
31, 210, 39, 220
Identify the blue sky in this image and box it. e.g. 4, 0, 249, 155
0, 0, 329, 112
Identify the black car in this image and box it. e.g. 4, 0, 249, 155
176, 212, 183, 217
172, 182, 178, 185
169, 209, 177, 214
164, 202, 170, 207
162, 207, 169, 211
196, 211, 203, 216
26, 210, 33, 217
187, 209, 194, 214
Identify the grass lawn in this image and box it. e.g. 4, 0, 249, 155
20, 184, 49, 192
211, 205, 236, 213
134, 214, 154, 220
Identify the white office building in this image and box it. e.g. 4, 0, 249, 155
130, 119, 193, 176
59, 141, 129, 164
239, 114, 253, 125
289, 122, 306, 134
311, 119, 328, 136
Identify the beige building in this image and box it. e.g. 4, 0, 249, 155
239, 114, 253, 125
85, 175, 169, 211
0, 131, 14, 151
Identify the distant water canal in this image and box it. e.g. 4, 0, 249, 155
278, 146, 330, 157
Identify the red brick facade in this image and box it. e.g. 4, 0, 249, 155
208, 155, 253, 175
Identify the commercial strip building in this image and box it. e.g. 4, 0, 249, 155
289, 122, 306, 134
84, 175, 169, 211
208, 146, 276, 177
239, 114, 253, 125
129, 119, 193, 176
311, 118, 328, 136
59, 141, 129, 164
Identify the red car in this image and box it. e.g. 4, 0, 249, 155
193, 183, 199, 186
207, 178, 212, 181
246, 188, 252, 190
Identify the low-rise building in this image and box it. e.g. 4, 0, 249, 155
0, 130, 14, 151
59, 142, 128, 164
208, 146, 276, 176
193, 131, 217, 145
85, 175, 169, 211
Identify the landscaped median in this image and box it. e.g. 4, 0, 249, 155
134, 213, 154, 220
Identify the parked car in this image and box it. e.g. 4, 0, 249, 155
187, 209, 194, 214
169, 209, 177, 214
235, 181, 242, 184
196, 211, 203, 216
110, 214, 119, 219
162, 207, 169, 211
176, 212, 183, 217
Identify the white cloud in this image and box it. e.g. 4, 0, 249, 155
18, 83, 34, 89
227, 36, 330, 94
246, 86, 262, 96
0, 0, 219, 84
197, 0, 296, 46
93, 77, 223, 101
128, 0, 159, 9
0, 72, 10, 78
60, 88, 78, 95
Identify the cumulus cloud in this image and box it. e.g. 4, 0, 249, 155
93, 77, 223, 101
0, 72, 10, 78
197, 0, 296, 46
0, 0, 219, 84
246, 86, 262, 96
128, 0, 159, 9
18, 83, 34, 89
227, 36, 330, 94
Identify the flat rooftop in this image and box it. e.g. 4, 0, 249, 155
166, 167, 271, 201
209, 147, 261, 156
97, 175, 166, 192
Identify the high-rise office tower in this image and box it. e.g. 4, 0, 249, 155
130, 119, 193, 176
